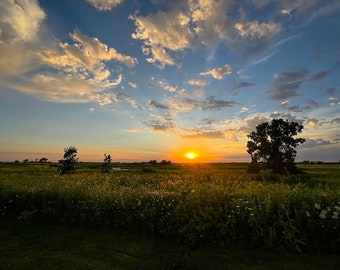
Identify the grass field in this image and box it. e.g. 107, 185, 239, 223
0, 162, 339, 269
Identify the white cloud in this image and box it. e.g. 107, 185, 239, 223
128, 82, 138, 88
0, 0, 47, 78
38, 29, 137, 82
5, 72, 103, 103
200, 64, 232, 80
0, 0, 45, 44
234, 20, 281, 54
188, 79, 207, 86
130, 0, 235, 68
86, 0, 123, 11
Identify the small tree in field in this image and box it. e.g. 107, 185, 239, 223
247, 118, 305, 174
58, 146, 78, 175
101, 154, 112, 173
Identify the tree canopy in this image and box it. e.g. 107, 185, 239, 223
58, 146, 78, 174
247, 118, 305, 174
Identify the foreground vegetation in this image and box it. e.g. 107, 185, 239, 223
1, 220, 339, 270
0, 162, 339, 255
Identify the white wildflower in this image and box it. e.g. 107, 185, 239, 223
319, 210, 327, 219
314, 203, 321, 209
306, 211, 311, 217
335, 206, 340, 211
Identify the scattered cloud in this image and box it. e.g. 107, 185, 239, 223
280, 98, 319, 112
145, 119, 175, 133
233, 81, 255, 90
86, 0, 124, 11
149, 100, 169, 110
234, 20, 281, 55
307, 70, 331, 82
200, 64, 232, 80
300, 138, 334, 149
304, 1, 340, 25
267, 68, 309, 100
148, 77, 185, 94
181, 130, 225, 140
171, 96, 237, 113
38, 29, 137, 82
124, 128, 142, 133
128, 82, 138, 88
130, 0, 281, 68
188, 79, 207, 87
321, 87, 337, 96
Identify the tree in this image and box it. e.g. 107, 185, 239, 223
39, 157, 48, 163
246, 118, 305, 174
58, 146, 78, 175
101, 154, 112, 173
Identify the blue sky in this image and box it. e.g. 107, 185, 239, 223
0, 0, 339, 162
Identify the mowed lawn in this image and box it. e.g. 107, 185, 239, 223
0, 162, 339, 269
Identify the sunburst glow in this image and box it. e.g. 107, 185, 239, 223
185, 152, 197, 160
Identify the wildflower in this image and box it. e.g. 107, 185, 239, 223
335, 206, 340, 211
314, 203, 321, 209
306, 211, 311, 217
319, 210, 327, 219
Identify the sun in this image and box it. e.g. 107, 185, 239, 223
185, 151, 197, 160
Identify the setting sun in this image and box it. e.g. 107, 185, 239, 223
185, 152, 197, 160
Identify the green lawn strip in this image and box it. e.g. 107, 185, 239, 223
0, 220, 339, 270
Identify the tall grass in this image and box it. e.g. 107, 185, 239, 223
0, 163, 339, 252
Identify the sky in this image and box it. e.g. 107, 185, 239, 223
0, 0, 339, 163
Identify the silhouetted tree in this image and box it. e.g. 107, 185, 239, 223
39, 157, 48, 163
58, 146, 78, 175
247, 118, 305, 174
102, 154, 112, 173
160, 160, 172, 165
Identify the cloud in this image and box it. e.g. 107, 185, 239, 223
124, 128, 142, 133
171, 96, 237, 112
148, 78, 185, 94
4, 72, 106, 103
0, 0, 45, 44
188, 79, 207, 87
300, 138, 334, 149
307, 70, 331, 82
128, 82, 138, 88
39, 29, 137, 81
203, 96, 237, 110
130, 7, 194, 68
149, 100, 169, 110
86, 0, 123, 11
234, 20, 281, 55
181, 130, 225, 140
0, 0, 48, 78
200, 64, 232, 80
145, 119, 175, 133
233, 81, 255, 89
321, 87, 337, 96
280, 98, 319, 112
267, 68, 309, 100
304, 1, 340, 25
130, 0, 283, 68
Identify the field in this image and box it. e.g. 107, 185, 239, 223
0, 162, 339, 269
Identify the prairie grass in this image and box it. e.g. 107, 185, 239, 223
0, 162, 339, 252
